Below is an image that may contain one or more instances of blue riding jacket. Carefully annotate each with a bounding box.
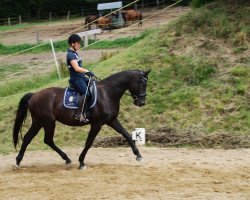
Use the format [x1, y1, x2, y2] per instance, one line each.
[66, 49, 89, 97]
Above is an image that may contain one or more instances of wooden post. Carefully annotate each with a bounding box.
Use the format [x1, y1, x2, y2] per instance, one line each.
[84, 36, 88, 47]
[19, 15, 22, 25]
[178, 6, 182, 13]
[67, 11, 70, 20]
[50, 38, 61, 80]
[134, 3, 137, 10]
[36, 29, 40, 43]
[156, 0, 159, 6]
[81, 8, 84, 17]
[49, 12, 52, 21]
[8, 18, 11, 26]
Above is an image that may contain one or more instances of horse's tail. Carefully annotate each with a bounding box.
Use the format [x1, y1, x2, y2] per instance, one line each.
[13, 93, 33, 150]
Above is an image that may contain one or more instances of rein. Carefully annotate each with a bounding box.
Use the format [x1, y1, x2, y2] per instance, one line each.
[94, 75, 135, 99]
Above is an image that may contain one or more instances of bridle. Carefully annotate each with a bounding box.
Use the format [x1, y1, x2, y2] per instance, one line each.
[128, 70, 147, 101]
[94, 70, 147, 101]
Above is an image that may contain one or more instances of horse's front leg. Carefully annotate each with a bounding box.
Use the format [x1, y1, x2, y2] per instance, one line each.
[107, 119, 143, 161]
[78, 123, 102, 170]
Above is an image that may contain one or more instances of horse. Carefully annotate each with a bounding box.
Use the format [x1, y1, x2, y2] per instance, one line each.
[13, 70, 151, 170]
[85, 14, 99, 30]
[97, 16, 112, 30]
[122, 10, 143, 27]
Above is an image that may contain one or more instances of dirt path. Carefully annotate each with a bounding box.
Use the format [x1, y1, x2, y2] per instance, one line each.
[0, 147, 249, 200]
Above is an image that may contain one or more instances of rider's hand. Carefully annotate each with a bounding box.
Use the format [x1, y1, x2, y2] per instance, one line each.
[86, 71, 95, 77]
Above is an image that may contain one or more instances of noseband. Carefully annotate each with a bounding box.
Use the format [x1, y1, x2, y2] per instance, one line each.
[129, 71, 148, 100]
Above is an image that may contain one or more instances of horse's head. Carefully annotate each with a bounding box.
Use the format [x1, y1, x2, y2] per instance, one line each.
[129, 70, 151, 107]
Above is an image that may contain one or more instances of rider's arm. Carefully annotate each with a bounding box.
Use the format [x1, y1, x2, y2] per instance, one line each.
[70, 59, 89, 74]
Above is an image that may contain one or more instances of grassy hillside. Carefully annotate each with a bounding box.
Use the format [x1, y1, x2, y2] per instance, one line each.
[0, 0, 249, 153]
[96, 1, 249, 134]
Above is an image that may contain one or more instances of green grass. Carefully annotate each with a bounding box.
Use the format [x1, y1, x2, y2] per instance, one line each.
[170, 2, 250, 44]
[0, 64, 28, 78]
[0, 72, 59, 97]
[0, 0, 249, 154]
[0, 31, 150, 54]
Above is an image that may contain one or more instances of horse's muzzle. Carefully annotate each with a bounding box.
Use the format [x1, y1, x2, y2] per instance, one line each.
[138, 102, 145, 107]
[134, 99, 145, 107]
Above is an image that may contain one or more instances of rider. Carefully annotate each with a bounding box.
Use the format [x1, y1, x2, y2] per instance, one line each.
[67, 33, 94, 122]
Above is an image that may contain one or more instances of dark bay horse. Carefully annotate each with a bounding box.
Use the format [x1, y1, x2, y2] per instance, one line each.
[85, 14, 99, 30]
[122, 10, 143, 27]
[13, 70, 151, 170]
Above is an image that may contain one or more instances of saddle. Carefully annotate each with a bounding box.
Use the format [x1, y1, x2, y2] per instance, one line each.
[63, 80, 97, 111]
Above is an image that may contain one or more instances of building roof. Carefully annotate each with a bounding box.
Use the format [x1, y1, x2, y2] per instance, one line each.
[97, 1, 123, 10]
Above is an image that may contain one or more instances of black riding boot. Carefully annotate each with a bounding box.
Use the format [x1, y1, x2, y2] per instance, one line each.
[75, 95, 89, 122]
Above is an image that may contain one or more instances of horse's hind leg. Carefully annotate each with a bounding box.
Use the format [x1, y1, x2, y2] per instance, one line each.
[43, 121, 71, 165]
[16, 121, 42, 166]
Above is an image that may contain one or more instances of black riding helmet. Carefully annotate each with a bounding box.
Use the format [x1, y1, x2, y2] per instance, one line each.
[68, 34, 81, 45]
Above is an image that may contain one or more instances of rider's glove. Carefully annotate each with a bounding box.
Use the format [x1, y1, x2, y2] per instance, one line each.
[86, 71, 95, 77]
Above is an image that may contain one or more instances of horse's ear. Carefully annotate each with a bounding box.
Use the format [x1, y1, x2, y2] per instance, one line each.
[144, 69, 151, 77]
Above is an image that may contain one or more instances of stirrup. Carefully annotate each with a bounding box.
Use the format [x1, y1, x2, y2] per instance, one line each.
[74, 113, 81, 121]
[75, 113, 89, 122]
[80, 114, 89, 123]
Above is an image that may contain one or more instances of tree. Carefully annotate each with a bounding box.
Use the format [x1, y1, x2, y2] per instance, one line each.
[191, 0, 216, 8]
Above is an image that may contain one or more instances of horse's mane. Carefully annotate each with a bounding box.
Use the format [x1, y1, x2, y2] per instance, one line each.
[102, 70, 138, 82]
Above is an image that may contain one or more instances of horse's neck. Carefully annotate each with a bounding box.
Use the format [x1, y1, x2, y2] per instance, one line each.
[103, 72, 134, 99]
[114, 76, 131, 91]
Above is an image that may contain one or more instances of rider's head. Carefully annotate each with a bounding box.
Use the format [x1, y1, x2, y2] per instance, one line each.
[68, 34, 81, 50]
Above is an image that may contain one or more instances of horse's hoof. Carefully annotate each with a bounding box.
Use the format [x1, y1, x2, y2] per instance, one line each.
[12, 164, 20, 170]
[78, 165, 87, 171]
[65, 162, 72, 168]
[65, 159, 72, 165]
[136, 157, 144, 162]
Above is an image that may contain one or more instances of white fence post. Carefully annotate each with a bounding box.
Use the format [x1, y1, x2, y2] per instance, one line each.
[134, 3, 137, 10]
[178, 6, 182, 13]
[8, 18, 11, 26]
[84, 36, 88, 47]
[50, 38, 61, 80]
[36, 29, 40, 43]
[49, 12, 52, 21]
[67, 11, 70, 20]
[19, 15, 22, 25]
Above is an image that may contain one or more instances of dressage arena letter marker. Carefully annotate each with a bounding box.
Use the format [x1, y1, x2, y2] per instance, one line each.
[132, 128, 145, 145]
